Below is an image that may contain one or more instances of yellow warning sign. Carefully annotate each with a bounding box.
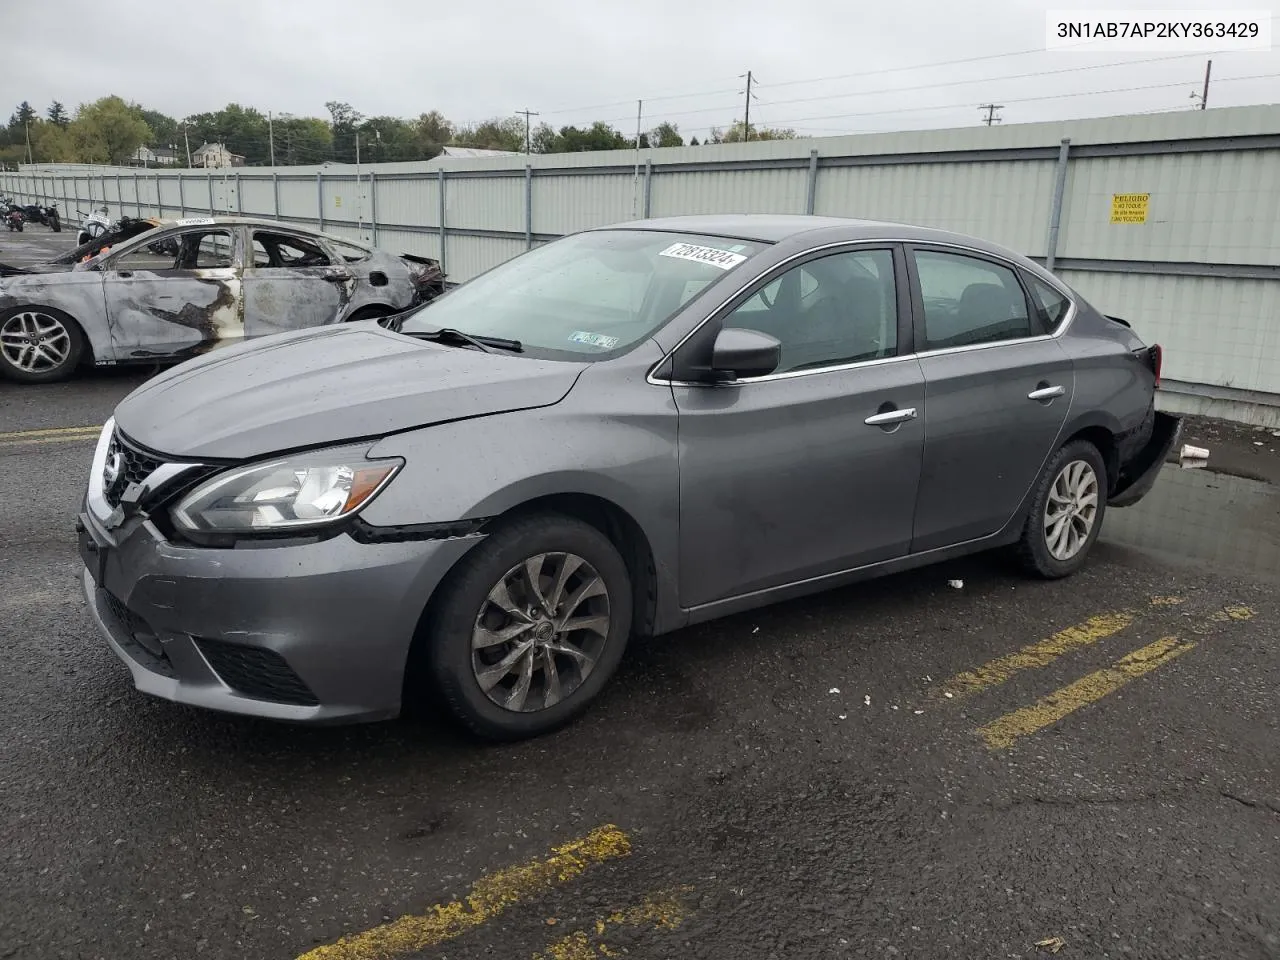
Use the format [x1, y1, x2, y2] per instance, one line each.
[1110, 193, 1149, 224]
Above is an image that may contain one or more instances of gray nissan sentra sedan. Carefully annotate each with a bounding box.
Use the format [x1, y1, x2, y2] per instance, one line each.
[77, 214, 1180, 740]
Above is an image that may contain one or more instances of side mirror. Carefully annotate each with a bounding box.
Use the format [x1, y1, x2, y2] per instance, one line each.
[710, 327, 781, 380]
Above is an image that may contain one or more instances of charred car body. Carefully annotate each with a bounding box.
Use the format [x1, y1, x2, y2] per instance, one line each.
[0, 216, 445, 383]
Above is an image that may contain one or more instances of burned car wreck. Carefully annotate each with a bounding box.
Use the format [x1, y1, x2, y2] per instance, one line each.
[0, 216, 446, 382]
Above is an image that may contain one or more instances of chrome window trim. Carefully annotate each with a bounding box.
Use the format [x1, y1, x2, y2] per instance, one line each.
[646, 237, 1078, 387]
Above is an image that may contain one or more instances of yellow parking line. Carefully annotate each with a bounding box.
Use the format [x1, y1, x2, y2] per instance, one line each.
[0, 424, 102, 440]
[296, 824, 632, 960]
[937, 611, 1136, 701]
[977, 636, 1196, 749]
[532, 887, 691, 960]
[977, 604, 1255, 750]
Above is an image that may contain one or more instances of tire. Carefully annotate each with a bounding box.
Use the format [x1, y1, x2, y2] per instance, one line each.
[0, 306, 86, 384]
[1016, 439, 1108, 579]
[421, 512, 633, 741]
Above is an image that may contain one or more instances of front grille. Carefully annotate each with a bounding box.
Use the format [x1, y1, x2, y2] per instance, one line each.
[195, 639, 319, 707]
[103, 430, 165, 509]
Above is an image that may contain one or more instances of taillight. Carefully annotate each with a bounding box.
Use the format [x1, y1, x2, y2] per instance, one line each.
[1150, 344, 1163, 388]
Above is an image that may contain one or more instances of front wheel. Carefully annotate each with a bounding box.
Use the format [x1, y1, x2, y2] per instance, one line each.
[1015, 439, 1108, 579]
[0, 307, 86, 383]
[420, 513, 633, 741]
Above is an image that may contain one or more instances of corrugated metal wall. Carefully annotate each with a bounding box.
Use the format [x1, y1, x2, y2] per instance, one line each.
[4, 104, 1279, 423]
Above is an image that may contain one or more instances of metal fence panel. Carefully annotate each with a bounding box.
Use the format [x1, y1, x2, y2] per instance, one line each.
[650, 167, 807, 217]
[816, 159, 1056, 256]
[532, 173, 636, 234]
[1058, 150, 1280, 265]
[1059, 268, 1280, 395]
[446, 175, 524, 233]
[445, 233, 527, 281]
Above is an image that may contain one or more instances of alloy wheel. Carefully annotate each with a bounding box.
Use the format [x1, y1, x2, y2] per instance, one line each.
[470, 552, 611, 713]
[1043, 459, 1099, 561]
[0, 311, 72, 374]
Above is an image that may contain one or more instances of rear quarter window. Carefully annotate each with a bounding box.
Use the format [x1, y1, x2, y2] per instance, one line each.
[1026, 274, 1072, 332]
[328, 240, 372, 263]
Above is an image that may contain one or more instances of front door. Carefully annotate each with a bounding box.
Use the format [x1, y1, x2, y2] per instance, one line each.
[672, 246, 925, 608]
[242, 230, 350, 337]
[101, 225, 243, 361]
[907, 246, 1074, 552]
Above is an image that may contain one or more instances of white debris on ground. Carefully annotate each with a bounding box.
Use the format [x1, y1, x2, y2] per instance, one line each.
[864, 695, 871, 707]
[1180, 443, 1209, 459]
[948, 579, 964, 589]
[828, 687, 840, 695]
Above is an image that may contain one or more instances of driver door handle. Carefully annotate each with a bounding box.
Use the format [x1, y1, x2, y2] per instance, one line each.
[864, 407, 918, 426]
[1028, 385, 1065, 401]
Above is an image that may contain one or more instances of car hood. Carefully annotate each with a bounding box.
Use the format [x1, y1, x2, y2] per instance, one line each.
[113, 323, 586, 460]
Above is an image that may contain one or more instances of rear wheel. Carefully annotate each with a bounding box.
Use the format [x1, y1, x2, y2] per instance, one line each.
[0, 307, 85, 383]
[420, 513, 633, 741]
[1015, 439, 1107, 579]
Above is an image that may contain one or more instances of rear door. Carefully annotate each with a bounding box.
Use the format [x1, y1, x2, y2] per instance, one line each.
[101, 225, 244, 360]
[242, 230, 350, 337]
[907, 245, 1074, 552]
[672, 245, 925, 608]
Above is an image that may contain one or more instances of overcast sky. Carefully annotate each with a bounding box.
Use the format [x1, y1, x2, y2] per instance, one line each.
[8, 0, 1280, 145]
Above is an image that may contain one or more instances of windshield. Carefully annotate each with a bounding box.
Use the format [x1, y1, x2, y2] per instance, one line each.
[398, 229, 766, 359]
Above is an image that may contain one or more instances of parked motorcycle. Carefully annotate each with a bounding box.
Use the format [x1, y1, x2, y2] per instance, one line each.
[76, 206, 112, 246]
[18, 202, 61, 231]
[5, 209, 23, 232]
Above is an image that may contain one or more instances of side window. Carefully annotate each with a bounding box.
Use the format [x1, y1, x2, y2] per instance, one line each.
[1026, 274, 1071, 332]
[724, 249, 897, 374]
[175, 229, 234, 270]
[111, 241, 179, 272]
[328, 240, 372, 263]
[251, 232, 332, 268]
[914, 250, 1031, 350]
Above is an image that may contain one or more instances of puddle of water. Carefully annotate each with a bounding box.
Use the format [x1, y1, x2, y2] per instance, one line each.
[1101, 464, 1280, 584]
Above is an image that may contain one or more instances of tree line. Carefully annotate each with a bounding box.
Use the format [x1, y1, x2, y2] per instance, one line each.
[0, 97, 798, 168]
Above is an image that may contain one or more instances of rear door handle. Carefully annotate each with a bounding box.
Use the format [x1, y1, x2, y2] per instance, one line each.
[864, 407, 918, 426]
[323, 273, 352, 283]
[1028, 385, 1065, 401]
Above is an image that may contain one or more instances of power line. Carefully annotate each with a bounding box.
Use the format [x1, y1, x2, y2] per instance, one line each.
[745, 70, 1280, 130]
[585, 52, 1239, 127]
[979, 103, 1004, 126]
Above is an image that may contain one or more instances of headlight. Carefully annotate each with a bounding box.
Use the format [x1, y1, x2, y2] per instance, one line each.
[171, 446, 402, 535]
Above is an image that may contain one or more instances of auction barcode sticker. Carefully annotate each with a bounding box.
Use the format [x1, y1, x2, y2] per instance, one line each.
[659, 242, 748, 271]
[1047, 9, 1272, 50]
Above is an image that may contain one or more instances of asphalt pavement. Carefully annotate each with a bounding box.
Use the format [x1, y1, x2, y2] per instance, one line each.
[1, 225, 1277, 960]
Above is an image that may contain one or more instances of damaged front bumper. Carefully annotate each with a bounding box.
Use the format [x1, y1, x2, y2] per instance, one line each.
[1108, 411, 1183, 508]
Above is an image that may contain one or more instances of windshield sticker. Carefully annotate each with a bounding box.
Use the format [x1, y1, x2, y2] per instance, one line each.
[569, 331, 620, 350]
[658, 242, 747, 271]
[175, 217, 216, 227]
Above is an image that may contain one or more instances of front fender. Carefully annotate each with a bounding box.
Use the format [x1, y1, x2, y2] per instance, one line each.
[361, 345, 684, 630]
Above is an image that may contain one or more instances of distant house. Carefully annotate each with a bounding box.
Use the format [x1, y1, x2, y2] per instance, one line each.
[438, 146, 521, 158]
[128, 145, 179, 167]
[191, 142, 246, 168]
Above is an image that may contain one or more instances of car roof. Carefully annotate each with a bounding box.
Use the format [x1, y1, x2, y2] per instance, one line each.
[146, 216, 373, 250]
[593, 213, 1039, 270]
[601, 212, 1001, 246]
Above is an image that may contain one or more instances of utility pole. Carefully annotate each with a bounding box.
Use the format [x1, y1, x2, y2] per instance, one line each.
[183, 123, 192, 167]
[632, 100, 643, 218]
[979, 103, 1004, 126]
[516, 108, 539, 154]
[743, 70, 754, 141]
[24, 121, 32, 164]
[268, 111, 276, 166]
[1192, 59, 1212, 109]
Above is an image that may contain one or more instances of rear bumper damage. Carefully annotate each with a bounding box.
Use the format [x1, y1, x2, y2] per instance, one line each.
[1108, 411, 1182, 508]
